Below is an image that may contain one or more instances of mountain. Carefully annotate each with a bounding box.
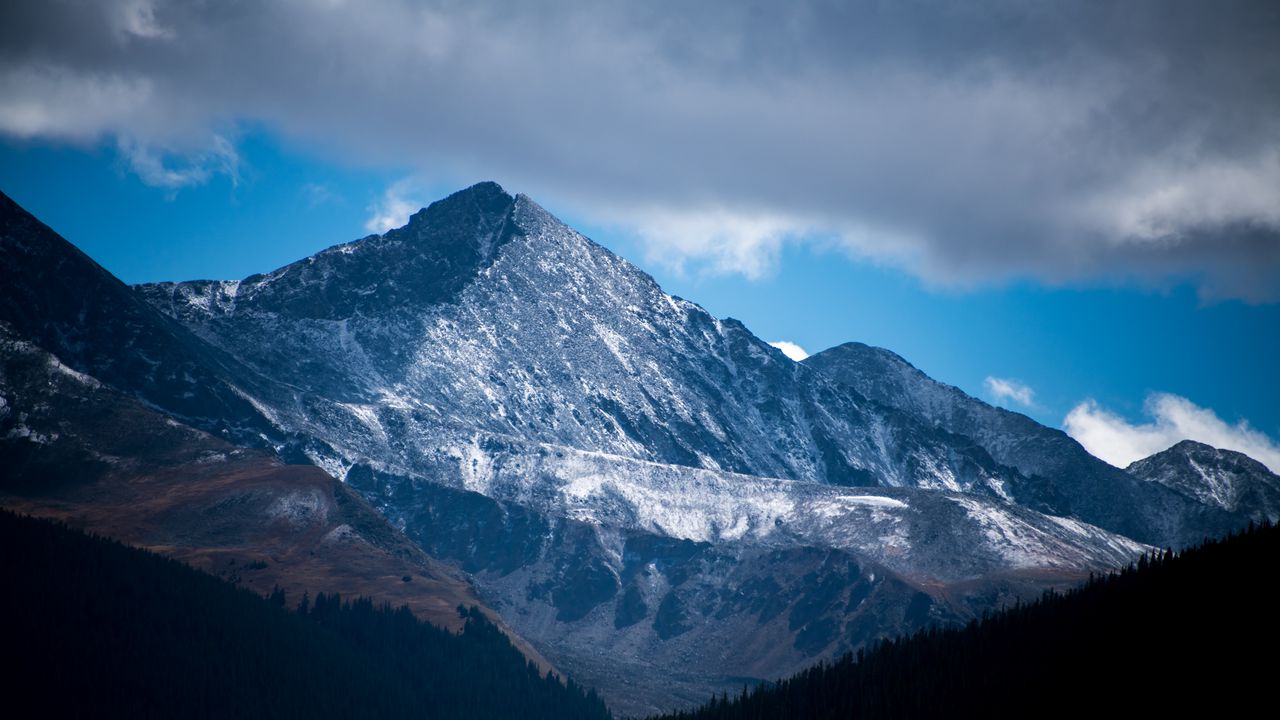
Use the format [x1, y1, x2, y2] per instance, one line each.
[803, 342, 1244, 546]
[0, 509, 611, 720]
[1128, 440, 1280, 525]
[130, 183, 1155, 713]
[0, 190, 545, 660]
[3, 182, 1271, 715]
[136, 183, 1023, 496]
[0, 316, 531, 639]
[0, 190, 293, 449]
[655, 520, 1280, 720]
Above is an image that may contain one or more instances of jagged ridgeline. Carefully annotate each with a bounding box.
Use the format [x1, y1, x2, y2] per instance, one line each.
[654, 520, 1280, 719]
[0, 510, 611, 720]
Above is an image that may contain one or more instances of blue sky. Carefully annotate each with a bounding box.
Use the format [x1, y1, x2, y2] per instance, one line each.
[1, 0, 1277, 469]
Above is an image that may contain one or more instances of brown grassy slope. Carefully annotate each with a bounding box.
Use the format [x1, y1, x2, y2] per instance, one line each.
[0, 330, 552, 668]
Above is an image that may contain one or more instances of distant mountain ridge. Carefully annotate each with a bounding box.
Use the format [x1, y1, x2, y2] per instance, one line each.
[2, 183, 1274, 715]
[802, 342, 1244, 547]
[1128, 440, 1280, 523]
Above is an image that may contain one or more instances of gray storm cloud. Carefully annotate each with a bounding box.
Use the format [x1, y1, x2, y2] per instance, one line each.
[2, 0, 1278, 299]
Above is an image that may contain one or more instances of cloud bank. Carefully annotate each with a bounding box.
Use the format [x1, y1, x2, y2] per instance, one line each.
[2, 0, 1279, 299]
[1064, 393, 1280, 474]
[984, 377, 1035, 408]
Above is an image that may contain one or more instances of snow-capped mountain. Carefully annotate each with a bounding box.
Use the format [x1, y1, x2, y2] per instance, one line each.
[138, 183, 1023, 498]
[2, 182, 1272, 714]
[1128, 440, 1280, 523]
[129, 182, 1163, 711]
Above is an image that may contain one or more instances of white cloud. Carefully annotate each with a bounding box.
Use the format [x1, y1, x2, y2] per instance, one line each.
[768, 341, 809, 362]
[113, 0, 174, 40]
[984, 377, 1035, 407]
[616, 207, 803, 279]
[364, 179, 425, 234]
[300, 182, 339, 208]
[1063, 393, 1280, 474]
[117, 134, 239, 191]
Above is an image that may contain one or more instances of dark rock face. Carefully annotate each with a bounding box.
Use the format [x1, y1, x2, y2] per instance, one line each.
[0, 191, 281, 444]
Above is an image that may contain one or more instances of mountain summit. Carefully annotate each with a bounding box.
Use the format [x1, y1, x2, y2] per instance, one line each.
[1128, 440, 1280, 521]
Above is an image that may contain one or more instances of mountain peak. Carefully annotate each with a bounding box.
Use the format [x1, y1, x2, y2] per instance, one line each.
[399, 181, 512, 235]
[1134, 439, 1262, 467]
[1128, 439, 1280, 517]
[806, 341, 920, 374]
[1163, 439, 1219, 456]
[137, 182, 524, 323]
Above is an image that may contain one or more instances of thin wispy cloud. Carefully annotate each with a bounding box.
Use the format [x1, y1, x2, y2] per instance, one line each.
[984, 377, 1035, 408]
[1064, 393, 1280, 474]
[2, 0, 1278, 299]
[112, 0, 174, 41]
[116, 135, 239, 191]
[300, 182, 340, 209]
[365, 179, 426, 234]
[769, 341, 809, 362]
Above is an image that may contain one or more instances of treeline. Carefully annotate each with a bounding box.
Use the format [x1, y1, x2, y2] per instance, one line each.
[656, 522, 1280, 719]
[0, 509, 611, 719]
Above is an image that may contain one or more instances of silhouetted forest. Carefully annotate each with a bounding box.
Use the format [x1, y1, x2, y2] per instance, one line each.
[656, 522, 1280, 719]
[0, 509, 611, 719]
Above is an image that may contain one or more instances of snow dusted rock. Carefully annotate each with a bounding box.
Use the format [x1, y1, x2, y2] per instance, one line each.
[345, 458, 1147, 716]
[138, 183, 1022, 496]
[364, 433, 1147, 582]
[804, 342, 1240, 547]
[1128, 440, 1280, 523]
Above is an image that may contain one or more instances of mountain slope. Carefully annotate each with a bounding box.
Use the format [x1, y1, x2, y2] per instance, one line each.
[1128, 440, 1280, 523]
[0, 509, 611, 720]
[356, 460, 1144, 715]
[803, 342, 1241, 546]
[655, 520, 1280, 719]
[0, 322, 499, 633]
[0, 189, 294, 449]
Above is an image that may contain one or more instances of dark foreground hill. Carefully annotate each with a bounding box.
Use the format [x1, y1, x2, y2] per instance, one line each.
[655, 520, 1280, 719]
[0, 509, 611, 720]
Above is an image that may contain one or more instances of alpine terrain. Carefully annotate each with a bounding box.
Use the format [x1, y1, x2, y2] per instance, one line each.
[2, 183, 1275, 715]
